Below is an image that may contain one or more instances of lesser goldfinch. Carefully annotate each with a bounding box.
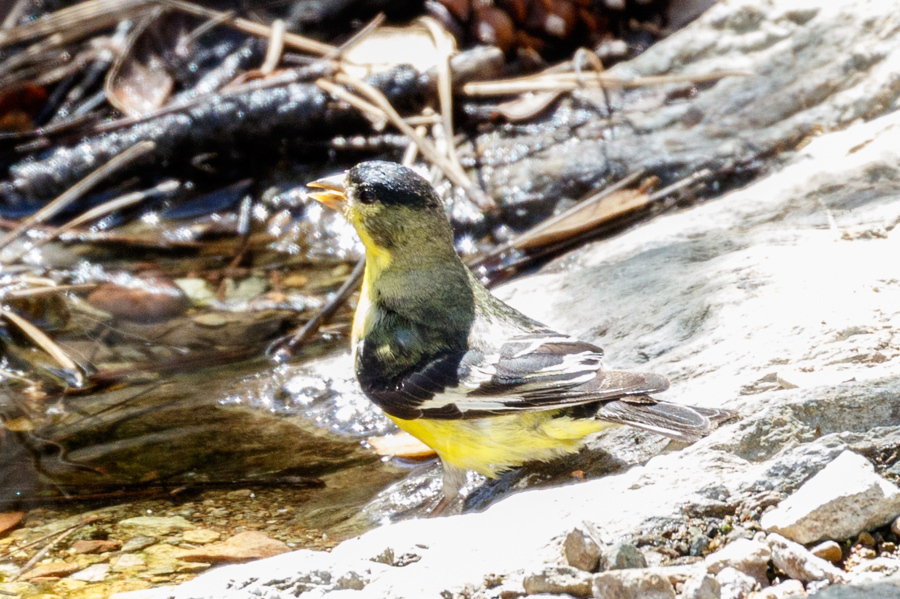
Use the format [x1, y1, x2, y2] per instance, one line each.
[309, 161, 732, 514]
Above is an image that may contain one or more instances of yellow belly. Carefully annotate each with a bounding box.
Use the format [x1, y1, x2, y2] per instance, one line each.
[388, 412, 616, 477]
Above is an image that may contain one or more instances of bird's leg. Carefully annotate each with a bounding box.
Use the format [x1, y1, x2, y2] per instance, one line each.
[427, 463, 467, 518]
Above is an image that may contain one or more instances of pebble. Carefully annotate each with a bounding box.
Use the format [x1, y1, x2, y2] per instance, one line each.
[87, 278, 190, 323]
[705, 538, 771, 584]
[522, 565, 593, 597]
[605, 542, 648, 570]
[682, 572, 722, 599]
[182, 529, 221, 544]
[810, 541, 843, 563]
[857, 532, 875, 547]
[19, 561, 78, 581]
[564, 527, 603, 572]
[892, 516, 900, 537]
[592, 569, 675, 599]
[118, 516, 194, 537]
[69, 563, 111, 582]
[716, 567, 757, 599]
[760, 451, 900, 544]
[767, 534, 843, 583]
[71, 539, 122, 554]
[749, 579, 805, 598]
[179, 531, 290, 563]
[121, 536, 158, 553]
[111, 553, 146, 572]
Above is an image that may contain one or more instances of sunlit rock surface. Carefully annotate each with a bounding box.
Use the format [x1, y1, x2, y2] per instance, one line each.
[119, 0, 900, 595]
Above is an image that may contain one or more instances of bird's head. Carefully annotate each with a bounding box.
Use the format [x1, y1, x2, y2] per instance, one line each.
[308, 161, 456, 265]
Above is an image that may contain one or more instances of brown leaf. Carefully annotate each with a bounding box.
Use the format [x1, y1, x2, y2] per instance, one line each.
[512, 188, 650, 251]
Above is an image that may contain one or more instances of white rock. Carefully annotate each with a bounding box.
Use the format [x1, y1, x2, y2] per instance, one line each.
[760, 451, 900, 544]
[706, 538, 772, 584]
[523, 565, 593, 597]
[767, 534, 843, 583]
[717, 567, 758, 599]
[592, 569, 675, 599]
[750, 579, 806, 598]
[683, 572, 722, 599]
[70, 563, 111, 582]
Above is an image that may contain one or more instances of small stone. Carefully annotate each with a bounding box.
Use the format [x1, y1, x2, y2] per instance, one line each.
[760, 451, 900, 544]
[881, 541, 896, 553]
[892, 516, 900, 537]
[118, 516, 194, 537]
[523, 565, 592, 597]
[69, 563, 111, 582]
[705, 538, 771, 584]
[0, 512, 24, 535]
[605, 542, 648, 570]
[19, 561, 79, 581]
[564, 527, 603, 572]
[71, 539, 122, 554]
[182, 529, 221, 544]
[111, 553, 146, 572]
[767, 533, 843, 583]
[87, 277, 190, 324]
[857, 531, 876, 547]
[715, 567, 756, 599]
[120, 536, 157, 552]
[592, 569, 675, 599]
[810, 540, 843, 563]
[682, 572, 721, 599]
[179, 531, 289, 563]
[750, 579, 805, 598]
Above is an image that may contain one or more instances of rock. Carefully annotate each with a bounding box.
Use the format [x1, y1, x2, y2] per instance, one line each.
[856, 532, 875, 548]
[118, 516, 194, 537]
[806, 575, 900, 598]
[523, 565, 593, 597]
[591, 569, 676, 599]
[120, 536, 157, 552]
[605, 542, 648, 570]
[179, 531, 290, 563]
[564, 527, 603, 572]
[810, 541, 843, 564]
[716, 567, 758, 599]
[760, 451, 900, 544]
[0, 511, 24, 535]
[111, 553, 147, 572]
[892, 517, 900, 537]
[19, 561, 79, 581]
[182, 529, 221, 544]
[71, 539, 122, 554]
[683, 572, 722, 599]
[751, 579, 805, 598]
[768, 534, 843, 584]
[70, 563, 111, 582]
[87, 277, 190, 324]
[706, 538, 772, 584]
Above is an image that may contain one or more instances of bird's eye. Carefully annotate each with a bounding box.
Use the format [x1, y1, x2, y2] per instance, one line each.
[357, 189, 376, 205]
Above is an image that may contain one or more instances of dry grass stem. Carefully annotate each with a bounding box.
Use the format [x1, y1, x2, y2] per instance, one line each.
[0, 309, 84, 387]
[0, 0, 150, 49]
[259, 18, 286, 75]
[165, 0, 335, 56]
[335, 71, 495, 211]
[463, 70, 753, 96]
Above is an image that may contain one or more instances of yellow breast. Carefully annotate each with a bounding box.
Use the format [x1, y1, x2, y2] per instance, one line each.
[388, 413, 615, 477]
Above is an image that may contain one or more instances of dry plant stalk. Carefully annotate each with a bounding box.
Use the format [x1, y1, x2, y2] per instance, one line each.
[463, 70, 753, 96]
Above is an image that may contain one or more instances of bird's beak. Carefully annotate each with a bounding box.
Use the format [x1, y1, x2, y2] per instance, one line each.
[307, 173, 347, 211]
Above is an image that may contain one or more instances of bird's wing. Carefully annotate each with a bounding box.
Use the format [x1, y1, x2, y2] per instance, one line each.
[360, 331, 669, 420]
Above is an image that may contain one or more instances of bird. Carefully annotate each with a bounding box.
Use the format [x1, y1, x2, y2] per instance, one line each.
[307, 160, 733, 515]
